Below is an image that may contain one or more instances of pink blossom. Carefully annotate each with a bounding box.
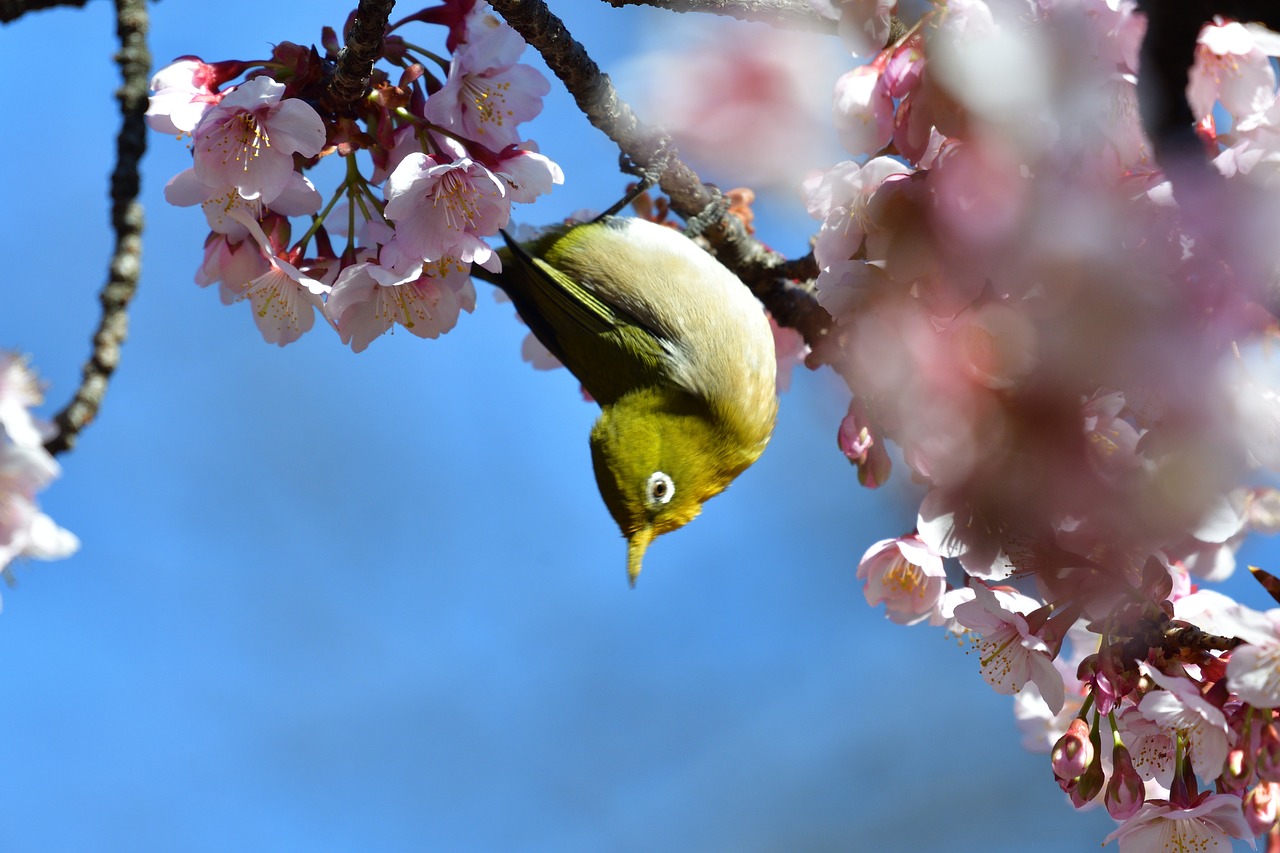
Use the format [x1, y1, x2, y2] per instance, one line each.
[0, 360, 79, 575]
[227, 214, 331, 346]
[1082, 391, 1143, 485]
[145, 57, 233, 136]
[625, 23, 841, 189]
[803, 155, 912, 224]
[837, 397, 891, 488]
[1188, 22, 1277, 130]
[855, 535, 946, 625]
[165, 168, 320, 238]
[1103, 794, 1254, 852]
[326, 259, 476, 352]
[460, 1, 526, 65]
[1117, 707, 1177, 787]
[195, 232, 271, 304]
[917, 489, 1018, 580]
[832, 63, 894, 158]
[0, 353, 48, 449]
[1245, 782, 1280, 836]
[1227, 641, 1280, 709]
[422, 41, 549, 150]
[953, 583, 1065, 714]
[494, 143, 564, 204]
[383, 153, 509, 270]
[1138, 666, 1230, 781]
[1013, 620, 1094, 750]
[242, 259, 329, 346]
[0, 447, 80, 570]
[191, 76, 325, 206]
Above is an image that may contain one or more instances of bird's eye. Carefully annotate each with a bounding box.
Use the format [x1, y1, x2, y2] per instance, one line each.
[645, 471, 675, 508]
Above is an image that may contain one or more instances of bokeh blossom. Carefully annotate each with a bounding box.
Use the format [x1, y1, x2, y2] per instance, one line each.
[820, 2, 1280, 843]
[0, 355, 78, 582]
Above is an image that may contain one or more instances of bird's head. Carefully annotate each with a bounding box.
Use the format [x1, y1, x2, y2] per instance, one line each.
[589, 386, 765, 585]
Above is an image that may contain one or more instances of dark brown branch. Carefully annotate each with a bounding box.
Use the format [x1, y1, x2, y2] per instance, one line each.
[44, 0, 149, 456]
[601, 0, 837, 33]
[489, 0, 836, 355]
[323, 0, 396, 113]
[0, 0, 88, 24]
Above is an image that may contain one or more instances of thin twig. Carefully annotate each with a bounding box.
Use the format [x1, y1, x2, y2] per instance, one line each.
[44, 0, 150, 456]
[0, 0, 89, 24]
[489, 0, 836, 355]
[323, 0, 396, 114]
[601, 0, 836, 33]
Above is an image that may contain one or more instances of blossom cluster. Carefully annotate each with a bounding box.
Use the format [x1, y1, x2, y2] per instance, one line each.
[148, 0, 561, 350]
[824, 0, 1280, 847]
[0, 355, 78, 586]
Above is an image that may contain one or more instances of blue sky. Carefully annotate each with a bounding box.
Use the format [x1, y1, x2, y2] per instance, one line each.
[1, 2, 1272, 851]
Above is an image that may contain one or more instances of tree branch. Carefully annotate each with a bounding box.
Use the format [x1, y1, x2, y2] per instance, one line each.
[44, 0, 150, 456]
[323, 0, 396, 114]
[601, 0, 836, 34]
[489, 0, 836, 356]
[0, 0, 89, 24]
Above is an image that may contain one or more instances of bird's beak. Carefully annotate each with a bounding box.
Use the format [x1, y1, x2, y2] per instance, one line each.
[627, 525, 654, 588]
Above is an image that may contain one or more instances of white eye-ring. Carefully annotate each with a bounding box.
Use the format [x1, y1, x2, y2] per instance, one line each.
[645, 471, 675, 508]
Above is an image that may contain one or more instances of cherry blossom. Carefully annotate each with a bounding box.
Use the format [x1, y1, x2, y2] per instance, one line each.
[0, 353, 47, 450]
[422, 42, 550, 151]
[1228, 638, 1280, 709]
[327, 259, 476, 352]
[0, 356, 78, 578]
[855, 535, 946, 625]
[144, 57, 243, 137]
[383, 153, 509, 271]
[1103, 794, 1254, 852]
[494, 143, 564, 204]
[832, 62, 894, 158]
[1138, 666, 1231, 782]
[953, 583, 1065, 714]
[191, 76, 325, 206]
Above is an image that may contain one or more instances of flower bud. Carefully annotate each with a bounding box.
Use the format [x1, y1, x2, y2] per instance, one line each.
[1106, 744, 1145, 820]
[1221, 747, 1253, 792]
[1245, 782, 1280, 836]
[1258, 721, 1280, 783]
[1052, 718, 1094, 781]
[1070, 754, 1106, 809]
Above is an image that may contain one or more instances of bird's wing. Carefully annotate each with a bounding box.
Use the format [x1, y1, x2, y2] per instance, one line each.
[499, 229, 671, 402]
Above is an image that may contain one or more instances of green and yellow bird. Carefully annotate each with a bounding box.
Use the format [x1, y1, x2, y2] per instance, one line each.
[490, 215, 778, 584]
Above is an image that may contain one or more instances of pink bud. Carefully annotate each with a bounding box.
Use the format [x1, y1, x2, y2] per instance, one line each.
[1052, 718, 1094, 781]
[1258, 722, 1280, 783]
[1222, 747, 1253, 792]
[1106, 744, 1145, 820]
[1070, 756, 1105, 809]
[837, 398, 892, 488]
[1245, 782, 1280, 836]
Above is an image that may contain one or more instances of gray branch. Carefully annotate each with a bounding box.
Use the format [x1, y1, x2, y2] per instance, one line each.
[44, 0, 150, 455]
[324, 0, 396, 113]
[489, 0, 836, 358]
[601, 0, 836, 33]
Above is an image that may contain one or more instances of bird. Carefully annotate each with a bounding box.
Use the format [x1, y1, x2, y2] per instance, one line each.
[481, 214, 778, 585]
